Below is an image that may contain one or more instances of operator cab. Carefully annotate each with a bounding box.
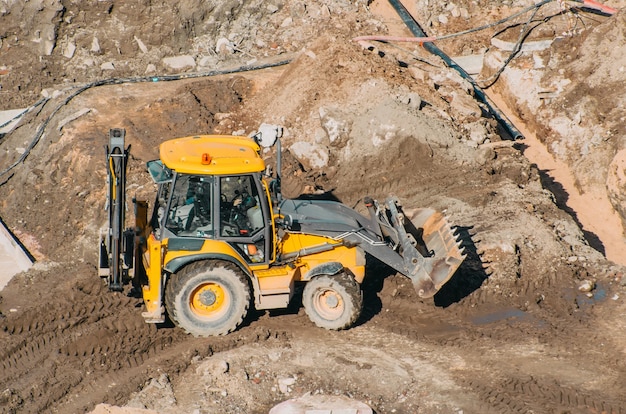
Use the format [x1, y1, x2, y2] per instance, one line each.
[147, 159, 270, 264]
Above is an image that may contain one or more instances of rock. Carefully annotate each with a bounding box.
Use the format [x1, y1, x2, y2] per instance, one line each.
[446, 2, 460, 17]
[134, 36, 148, 53]
[270, 394, 373, 414]
[43, 39, 55, 56]
[289, 141, 329, 169]
[319, 106, 351, 146]
[463, 121, 489, 147]
[162, 55, 196, 70]
[578, 280, 595, 293]
[216, 37, 235, 54]
[399, 92, 422, 110]
[63, 39, 76, 59]
[408, 66, 426, 82]
[100, 62, 115, 70]
[277, 376, 296, 394]
[125, 374, 176, 411]
[91, 37, 101, 54]
[449, 90, 481, 119]
[255, 123, 282, 148]
[33, 23, 57, 56]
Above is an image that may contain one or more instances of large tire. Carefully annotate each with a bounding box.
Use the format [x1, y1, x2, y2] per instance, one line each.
[302, 272, 363, 331]
[164, 260, 251, 337]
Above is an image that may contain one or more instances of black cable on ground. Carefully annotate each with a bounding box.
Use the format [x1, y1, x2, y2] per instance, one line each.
[477, 5, 544, 89]
[432, 0, 555, 42]
[0, 97, 48, 132]
[0, 57, 293, 181]
[387, 0, 530, 140]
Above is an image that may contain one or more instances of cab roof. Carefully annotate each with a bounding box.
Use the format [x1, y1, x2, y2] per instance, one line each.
[159, 135, 265, 175]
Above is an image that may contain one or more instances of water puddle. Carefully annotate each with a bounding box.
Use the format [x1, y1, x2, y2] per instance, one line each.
[472, 308, 528, 325]
[471, 307, 547, 329]
[572, 284, 608, 311]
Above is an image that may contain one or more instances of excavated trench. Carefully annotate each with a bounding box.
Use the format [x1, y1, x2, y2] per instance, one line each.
[488, 91, 626, 265]
[378, 0, 626, 266]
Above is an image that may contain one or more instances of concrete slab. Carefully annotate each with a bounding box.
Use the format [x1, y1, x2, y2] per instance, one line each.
[270, 395, 373, 414]
[0, 108, 28, 136]
[0, 219, 33, 291]
[491, 37, 553, 52]
[451, 54, 484, 76]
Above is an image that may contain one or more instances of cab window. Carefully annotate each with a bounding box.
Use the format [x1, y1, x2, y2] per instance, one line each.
[219, 175, 264, 237]
[219, 175, 266, 264]
[165, 174, 214, 238]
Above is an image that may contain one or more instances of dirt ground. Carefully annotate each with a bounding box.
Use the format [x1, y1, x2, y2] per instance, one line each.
[2, 0, 626, 413]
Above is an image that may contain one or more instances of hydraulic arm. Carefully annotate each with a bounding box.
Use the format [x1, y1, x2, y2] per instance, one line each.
[98, 128, 133, 291]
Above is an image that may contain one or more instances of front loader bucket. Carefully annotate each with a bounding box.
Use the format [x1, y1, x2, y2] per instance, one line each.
[403, 208, 466, 298]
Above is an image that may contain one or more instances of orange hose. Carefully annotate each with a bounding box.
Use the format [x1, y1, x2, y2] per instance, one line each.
[578, 0, 617, 14]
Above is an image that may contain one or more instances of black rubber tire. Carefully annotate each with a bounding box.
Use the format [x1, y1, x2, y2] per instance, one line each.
[164, 260, 250, 337]
[302, 272, 363, 330]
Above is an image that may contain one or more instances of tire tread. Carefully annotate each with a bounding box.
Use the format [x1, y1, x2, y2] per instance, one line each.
[303, 272, 362, 331]
[165, 260, 250, 336]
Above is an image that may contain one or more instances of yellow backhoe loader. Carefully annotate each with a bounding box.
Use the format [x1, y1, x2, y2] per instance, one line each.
[99, 128, 465, 336]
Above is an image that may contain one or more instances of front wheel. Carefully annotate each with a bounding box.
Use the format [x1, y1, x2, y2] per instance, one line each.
[165, 260, 251, 337]
[302, 272, 363, 330]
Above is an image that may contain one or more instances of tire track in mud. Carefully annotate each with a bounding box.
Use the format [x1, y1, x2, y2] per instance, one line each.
[0, 294, 135, 379]
[367, 274, 626, 413]
[253, 284, 626, 413]
[462, 375, 625, 414]
[0, 278, 292, 414]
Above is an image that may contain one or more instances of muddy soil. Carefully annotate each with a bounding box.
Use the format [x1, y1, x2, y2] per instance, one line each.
[1, 1, 626, 413]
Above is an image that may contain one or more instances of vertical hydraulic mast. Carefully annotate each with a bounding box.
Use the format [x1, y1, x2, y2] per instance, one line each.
[99, 128, 130, 291]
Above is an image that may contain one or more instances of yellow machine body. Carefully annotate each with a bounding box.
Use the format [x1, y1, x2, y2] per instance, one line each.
[101, 131, 464, 336]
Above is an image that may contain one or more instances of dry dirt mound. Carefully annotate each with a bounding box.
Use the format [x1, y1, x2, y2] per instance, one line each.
[1, 0, 626, 413]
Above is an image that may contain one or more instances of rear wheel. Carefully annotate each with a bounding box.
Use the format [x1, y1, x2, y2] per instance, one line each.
[302, 272, 362, 330]
[165, 260, 250, 337]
